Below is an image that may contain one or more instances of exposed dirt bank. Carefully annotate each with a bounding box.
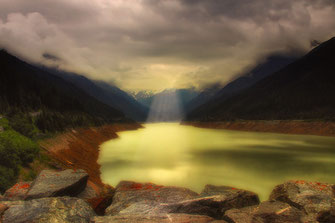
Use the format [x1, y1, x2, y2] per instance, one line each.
[182, 121, 335, 137]
[39, 123, 143, 188]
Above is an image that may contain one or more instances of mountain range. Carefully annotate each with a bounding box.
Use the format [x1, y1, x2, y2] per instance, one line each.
[38, 67, 148, 121]
[0, 50, 131, 132]
[186, 37, 335, 121]
[1, 36, 334, 126]
[186, 55, 298, 114]
[133, 88, 199, 110]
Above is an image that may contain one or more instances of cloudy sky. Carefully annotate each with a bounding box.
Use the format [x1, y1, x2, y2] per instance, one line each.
[1, 0, 335, 92]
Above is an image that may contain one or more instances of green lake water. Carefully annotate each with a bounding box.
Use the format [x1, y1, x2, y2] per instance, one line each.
[99, 123, 335, 200]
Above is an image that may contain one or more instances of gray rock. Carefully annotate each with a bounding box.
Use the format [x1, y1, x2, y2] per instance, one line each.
[2, 197, 95, 223]
[200, 185, 260, 211]
[224, 201, 303, 223]
[111, 193, 259, 220]
[224, 206, 256, 223]
[0, 200, 25, 206]
[252, 201, 303, 223]
[26, 169, 88, 200]
[3, 181, 32, 201]
[91, 214, 227, 223]
[160, 192, 259, 220]
[165, 195, 235, 219]
[116, 200, 161, 215]
[270, 180, 335, 221]
[317, 200, 335, 223]
[105, 181, 199, 215]
[106, 182, 259, 219]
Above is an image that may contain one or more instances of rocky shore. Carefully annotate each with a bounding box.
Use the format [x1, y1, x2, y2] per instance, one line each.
[1, 169, 334, 223]
[39, 123, 142, 187]
[182, 121, 335, 137]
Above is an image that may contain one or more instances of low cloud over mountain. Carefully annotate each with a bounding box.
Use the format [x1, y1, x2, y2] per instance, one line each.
[1, 0, 335, 91]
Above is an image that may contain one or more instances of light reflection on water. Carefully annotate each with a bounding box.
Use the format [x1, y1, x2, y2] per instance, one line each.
[98, 123, 335, 200]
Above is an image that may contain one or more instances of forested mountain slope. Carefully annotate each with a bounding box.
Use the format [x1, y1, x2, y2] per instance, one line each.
[186, 37, 335, 121]
[39, 67, 148, 121]
[0, 50, 127, 132]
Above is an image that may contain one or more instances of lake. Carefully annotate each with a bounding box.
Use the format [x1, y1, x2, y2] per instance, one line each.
[98, 123, 335, 200]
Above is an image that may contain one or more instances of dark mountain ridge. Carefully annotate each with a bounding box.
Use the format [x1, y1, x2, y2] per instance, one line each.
[215, 55, 298, 99]
[38, 67, 148, 121]
[0, 50, 128, 132]
[186, 54, 297, 115]
[185, 84, 222, 113]
[186, 37, 335, 121]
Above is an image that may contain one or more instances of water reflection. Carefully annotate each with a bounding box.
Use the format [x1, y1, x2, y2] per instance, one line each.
[99, 123, 335, 200]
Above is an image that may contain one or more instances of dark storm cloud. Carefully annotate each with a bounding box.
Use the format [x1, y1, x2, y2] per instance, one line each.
[42, 53, 61, 61]
[179, 0, 335, 19]
[0, 0, 335, 91]
[0, 0, 97, 23]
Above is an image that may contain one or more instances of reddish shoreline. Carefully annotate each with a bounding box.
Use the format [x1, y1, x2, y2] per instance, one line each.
[38, 120, 335, 191]
[182, 121, 335, 137]
[39, 123, 143, 188]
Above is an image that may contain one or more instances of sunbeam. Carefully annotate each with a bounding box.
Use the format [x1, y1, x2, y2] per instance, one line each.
[146, 89, 184, 122]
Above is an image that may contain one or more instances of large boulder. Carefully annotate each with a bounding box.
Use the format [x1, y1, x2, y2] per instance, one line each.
[254, 201, 303, 223]
[91, 214, 228, 223]
[269, 180, 335, 221]
[106, 182, 259, 220]
[1, 197, 95, 223]
[3, 182, 32, 201]
[223, 206, 256, 223]
[115, 200, 161, 215]
[155, 192, 259, 220]
[147, 184, 259, 220]
[105, 181, 199, 215]
[200, 185, 260, 211]
[161, 195, 243, 219]
[26, 169, 88, 200]
[224, 201, 303, 223]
